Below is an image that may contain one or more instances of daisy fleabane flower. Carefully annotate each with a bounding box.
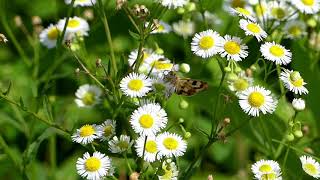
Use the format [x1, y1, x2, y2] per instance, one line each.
[130, 103, 168, 136]
[120, 73, 152, 98]
[156, 132, 187, 158]
[76, 152, 111, 180]
[228, 71, 253, 94]
[231, 7, 256, 21]
[75, 84, 102, 108]
[292, 98, 306, 111]
[108, 135, 133, 153]
[218, 35, 249, 62]
[251, 159, 282, 180]
[135, 136, 159, 162]
[158, 159, 179, 180]
[239, 19, 267, 42]
[72, 124, 102, 144]
[147, 21, 172, 34]
[191, 29, 222, 58]
[238, 86, 278, 117]
[57, 16, 90, 36]
[291, 0, 320, 14]
[280, 69, 308, 95]
[260, 42, 292, 65]
[159, 0, 187, 9]
[284, 20, 307, 39]
[97, 119, 116, 141]
[65, 0, 96, 7]
[300, 155, 320, 178]
[172, 20, 195, 38]
[39, 24, 60, 49]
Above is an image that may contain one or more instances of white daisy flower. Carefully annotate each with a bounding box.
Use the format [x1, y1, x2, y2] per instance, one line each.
[75, 84, 102, 108]
[300, 155, 320, 178]
[143, 55, 174, 76]
[251, 159, 282, 180]
[260, 42, 292, 65]
[172, 20, 195, 38]
[65, 0, 96, 6]
[39, 24, 61, 49]
[158, 159, 179, 180]
[120, 73, 152, 98]
[238, 86, 278, 117]
[156, 132, 187, 158]
[191, 29, 223, 58]
[228, 71, 253, 94]
[72, 124, 102, 144]
[284, 20, 307, 39]
[218, 35, 249, 62]
[148, 21, 172, 34]
[267, 1, 295, 21]
[279, 69, 309, 95]
[135, 136, 159, 162]
[76, 152, 111, 180]
[130, 103, 168, 136]
[231, 7, 256, 21]
[108, 135, 133, 153]
[159, 0, 187, 9]
[251, 1, 268, 22]
[239, 19, 267, 41]
[128, 48, 154, 67]
[97, 119, 116, 141]
[291, 0, 320, 14]
[57, 16, 90, 36]
[292, 98, 306, 111]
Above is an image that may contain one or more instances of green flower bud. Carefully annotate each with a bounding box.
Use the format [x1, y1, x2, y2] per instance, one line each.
[178, 118, 184, 123]
[294, 130, 303, 138]
[179, 63, 190, 73]
[307, 18, 317, 28]
[179, 99, 189, 109]
[138, 66, 148, 74]
[235, 67, 242, 73]
[289, 71, 301, 82]
[185, 2, 196, 12]
[155, 48, 164, 55]
[177, 7, 185, 14]
[184, 132, 191, 139]
[224, 67, 232, 72]
[286, 133, 295, 141]
[227, 73, 238, 81]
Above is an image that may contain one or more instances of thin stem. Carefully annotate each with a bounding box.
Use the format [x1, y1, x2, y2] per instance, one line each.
[276, 65, 285, 94]
[49, 136, 56, 179]
[124, 153, 133, 174]
[140, 136, 147, 172]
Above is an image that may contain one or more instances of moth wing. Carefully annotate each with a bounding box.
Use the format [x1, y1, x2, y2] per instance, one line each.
[176, 79, 208, 96]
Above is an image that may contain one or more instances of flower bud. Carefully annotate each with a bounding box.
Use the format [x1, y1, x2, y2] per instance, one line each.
[245, 68, 253, 77]
[307, 18, 317, 28]
[227, 73, 238, 81]
[304, 147, 314, 154]
[75, 68, 81, 75]
[235, 66, 242, 73]
[179, 99, 189, 109]
[302, 125, 310, 135]
[177, 7, 185, 14]
[179, 63, 190, 73]
[289, 71, 301, 82]
[224, 67, 231, 72]
[294, 130, 303, 138]
[83, 9, 94, 20]
[0, 34, 8, 43]
[184, 132, 191, 139]
[223, 117, 231, 126]
[96, 58, 102, 68]
[116, 0, 127, 10]
[286, 133, 295, 141]
[32, 16, 42, 26]
[178, 118, 184, 123]
[155, 48, 164, 55]
[208, 175, 213, 180]
[129, 172, 140, 180]
[292, 98, 305, 111]
[250, 64, 257, 71]
[138, 65, 148, 74]
[14, 16, 23, 27]
[185, 2, 196, 12]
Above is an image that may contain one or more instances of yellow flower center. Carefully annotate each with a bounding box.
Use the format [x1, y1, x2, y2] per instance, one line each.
[82, 92, 95, 105]
[163, 137, 178, 150]
[288, 26, 302, 36]
[269, 45, 284, 57]
[128, 79, 144, 91]
[248, 92, 265, 107]
[67, 19, 80, 28]
[291, 78, 304, 87]
[47, 27, 59, 40]
[231, 0, 246, 8]
[162, 168, 174, 179]
[143, 52, 150, 61]
[154, 61, 173, 70]
[255, 5, 267, 17]
[236, 7, 251, 15]
[271, 8, 286, 19]
[158, 25, 165, 32]
[224, 41, 241, 55]
[234, 78, 249, 91]
[77, 0, 89, 2]
[79, 125, 95, 137]
[302, 0, 314, 6]
[199, 36, 214, 50]
[85, 157, 101, 172]
[261, 172, 277, 180]
[304, 163, 318, 175]
[145, 140, 157, 153]
[259, 164, 272, 173]
[104, 125, 113, 137]
[139, 114, 154, 128]
[247, 23, 261, 33]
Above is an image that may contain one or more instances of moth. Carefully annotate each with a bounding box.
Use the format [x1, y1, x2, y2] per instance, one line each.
[164, 71, 209, 96]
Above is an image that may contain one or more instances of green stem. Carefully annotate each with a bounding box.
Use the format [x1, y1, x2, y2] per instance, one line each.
[124, 153, 133, 174]
[276, 65, 285, 94]
[49, 136, 56, 180]
[0, 135, 21, 169]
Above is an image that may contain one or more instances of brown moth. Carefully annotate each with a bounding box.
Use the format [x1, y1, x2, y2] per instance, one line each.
[164, 71, 209, 96]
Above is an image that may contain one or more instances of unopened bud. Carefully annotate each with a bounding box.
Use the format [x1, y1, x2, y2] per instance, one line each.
[75, 68, 81, 75]
[138, 65, 148, 74]
[185, 2, 196, 12]
[179, 99, 189, 109]
[14, 16, 23, 27]
[177, 7, 185, 14]
[223, 117, 231, 126]
[116, 0, 127, 10]
[155, 48, 164, 55]
[235, 67, 242, 73]
[294, 130, 303, 138]
[302, 125, 310, 135]
[96, 58, 102, 68]
[245, 68, 253, 77]
[208, 175, 213, 180]
[286, 133, 295, 141]
[32, 16, 42, 26]
[250, 64, 257, 71]
[178, 118, 184, 123]
[292, 98, 305, 111]
[227, 73, 238, 81]
[224, 67, 231, 72]
[179, 63, 190, 73]
[184, 132, 191, 139]
[290, 71, 301, 82]
[304, 147, 314, 154]
[129, 172, 140, 180]
[83, 9, 94, 20]
[307, 18, 317, 28]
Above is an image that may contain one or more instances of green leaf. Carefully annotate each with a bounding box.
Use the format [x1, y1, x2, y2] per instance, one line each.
[128, 30, 140, 40]
[2, 81, 12, 95]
